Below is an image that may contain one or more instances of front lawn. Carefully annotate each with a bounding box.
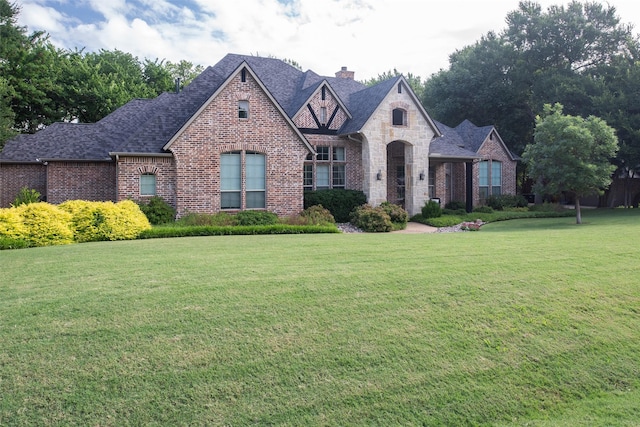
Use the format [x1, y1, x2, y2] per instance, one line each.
[1, 209, 639, 425]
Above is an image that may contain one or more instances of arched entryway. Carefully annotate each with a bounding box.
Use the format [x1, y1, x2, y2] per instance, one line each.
[386, 140, 409, 209]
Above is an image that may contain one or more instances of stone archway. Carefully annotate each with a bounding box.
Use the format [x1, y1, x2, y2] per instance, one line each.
[386, 140, 407, 208]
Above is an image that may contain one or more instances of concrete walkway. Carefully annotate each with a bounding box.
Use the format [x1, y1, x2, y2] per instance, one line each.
[392, 222, 438, 234]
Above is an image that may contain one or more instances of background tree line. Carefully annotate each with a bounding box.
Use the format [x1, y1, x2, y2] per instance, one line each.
[0, 0, 202, 145]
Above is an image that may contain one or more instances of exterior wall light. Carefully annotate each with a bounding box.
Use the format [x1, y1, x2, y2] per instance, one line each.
[376, 170, 382, 181]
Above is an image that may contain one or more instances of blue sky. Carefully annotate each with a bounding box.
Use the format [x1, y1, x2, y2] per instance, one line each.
[15, 0, 640, 81]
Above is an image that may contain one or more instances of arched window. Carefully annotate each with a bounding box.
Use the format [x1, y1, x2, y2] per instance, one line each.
[392, 108, 406, 126]
[221, 151, 266, 210]
[140, 173, 156, 196]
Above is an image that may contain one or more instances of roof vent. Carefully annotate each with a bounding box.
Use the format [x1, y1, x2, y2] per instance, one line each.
[335, 66, 354, 80]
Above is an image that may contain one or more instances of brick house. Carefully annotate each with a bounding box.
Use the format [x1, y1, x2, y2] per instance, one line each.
[0, 54, 518, 216]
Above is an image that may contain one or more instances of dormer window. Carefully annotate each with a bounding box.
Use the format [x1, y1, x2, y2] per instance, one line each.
[392, 108, 406, 126]
[238, 100, 249, 119]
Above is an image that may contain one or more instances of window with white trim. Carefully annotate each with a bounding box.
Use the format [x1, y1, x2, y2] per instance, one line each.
[221, 151, 266, 210]
[303, 146, 346, 190]
[140, 173, 156, 196]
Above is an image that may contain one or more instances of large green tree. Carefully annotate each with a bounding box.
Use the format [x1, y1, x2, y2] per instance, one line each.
[522, 103, 618, 223]
[422, 1, 637, 157]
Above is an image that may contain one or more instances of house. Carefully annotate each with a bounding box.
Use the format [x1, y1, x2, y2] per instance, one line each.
[0, 53, 518, 217]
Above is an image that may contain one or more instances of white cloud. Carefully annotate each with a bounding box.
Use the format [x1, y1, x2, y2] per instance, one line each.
[14, 0, 640, 80]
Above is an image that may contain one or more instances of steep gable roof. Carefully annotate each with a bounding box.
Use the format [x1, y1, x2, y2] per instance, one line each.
[430, 121, 481, 160]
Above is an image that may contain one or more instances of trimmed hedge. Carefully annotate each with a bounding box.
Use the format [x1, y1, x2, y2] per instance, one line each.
[304, 189, 367, 223]
[139, 224, 340, 239]
[350, 204, 393, 232]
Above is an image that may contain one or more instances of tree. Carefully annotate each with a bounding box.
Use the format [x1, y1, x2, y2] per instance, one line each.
[522, 103, 618, 223]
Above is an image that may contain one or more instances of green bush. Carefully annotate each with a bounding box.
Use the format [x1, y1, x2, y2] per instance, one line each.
[137, 196, 176, 225]
[304, 189, 367, 223]
[473, 205, 494, 214]
[443, 208, 467, 216]
[299, 205, 336, 225]
[486, 194, 529, 210]
[422, 200, 442, 219]
[12, 187, 41, 206]
[234, 210, 279, 226]
[0, 236, 31, 250]
[176, 212, 236, 226]
[380, 202, 409, 225]
[444, 200, 466, 211]
[422, 216, 465, 227]
[350, 204, 393, 232]
[139, 224, 339, 239]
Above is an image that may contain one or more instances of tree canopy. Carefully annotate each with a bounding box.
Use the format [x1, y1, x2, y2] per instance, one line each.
[0, 0, 204, 147]
[522, 103, 618, 223]
[422, 1, 639, 175]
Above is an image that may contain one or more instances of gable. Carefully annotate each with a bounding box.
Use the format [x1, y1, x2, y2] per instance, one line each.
[163, 62, 313, 155]
[293, 83, 350, 134]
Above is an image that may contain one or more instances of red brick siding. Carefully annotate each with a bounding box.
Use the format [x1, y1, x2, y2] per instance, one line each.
[0, 163, 47, 207]
[294, 89, 348, 130]
[116, 156, 177, 208]
[46, 162, 116, 204]
[169, 71, 310, 217]
[473, 134, 517, 205]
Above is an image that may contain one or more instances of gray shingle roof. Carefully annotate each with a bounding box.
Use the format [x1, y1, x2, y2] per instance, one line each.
[429, 120, 486, 160]
[0, 53, 420, 162]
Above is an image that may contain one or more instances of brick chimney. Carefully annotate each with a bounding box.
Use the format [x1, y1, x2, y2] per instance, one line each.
[335, 66, 355, 80]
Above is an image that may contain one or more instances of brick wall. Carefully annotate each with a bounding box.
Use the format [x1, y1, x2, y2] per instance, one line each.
[294, 88, 348, 131]
[116, 156, 177, 208]
[46, 162, 116, 204]
[303, 134, 363, 192]
[0, 163, 46, 207]
[168, 70, 310, 217]
[474, 133, 517, 205]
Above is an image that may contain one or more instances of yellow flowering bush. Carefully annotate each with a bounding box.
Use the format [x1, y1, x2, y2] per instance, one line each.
[0, 200, 151, 248]
[59, 200, 151, 241]
[13, 203, 74, 246]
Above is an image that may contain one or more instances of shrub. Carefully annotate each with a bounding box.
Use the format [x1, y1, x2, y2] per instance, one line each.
[443, 208, 467, 216]
[12, 187, 41, 206]
[298, 205, 335, 225]
[445, 200, 466, 211]
[473, 206, 494, 214]
[422, 200, 442, 219]
[234, 210, 279, 226]
[380, 202, 409, 225]
[14, 203, 74, 246]
[486, 194, 529, 211]
[137, 196, 176, 225]
[529, 202, 566, 212]
[59, 200, 151, 241]
[177, 212, 236, 227]
[422, 216, 465, 228]
[350, 204, 393, 232]
[304, 189, 367, 223]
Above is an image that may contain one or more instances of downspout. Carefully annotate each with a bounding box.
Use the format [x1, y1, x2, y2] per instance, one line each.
[114, 154, 119, 202]
[466, 161, 473, 213]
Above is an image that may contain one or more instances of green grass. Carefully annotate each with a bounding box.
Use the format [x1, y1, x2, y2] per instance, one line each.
[1, 208, 639, 425]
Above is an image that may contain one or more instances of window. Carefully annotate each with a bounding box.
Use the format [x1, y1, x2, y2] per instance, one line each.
[238, 100, 249, 119]
[428, 169, 435, 199]
[479, 161, 489, 203]
[397, 83, 402, 94]
[321, 86, 326, 100]
[140, 173, 156, 196]
[491, 161, 502, 195]
[304, 146, 346, 190]
[241, 68, 247, 82]
[392, 108, 406, 126]
[320, 107, 327, 125]
[221, 151, 266, 210]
